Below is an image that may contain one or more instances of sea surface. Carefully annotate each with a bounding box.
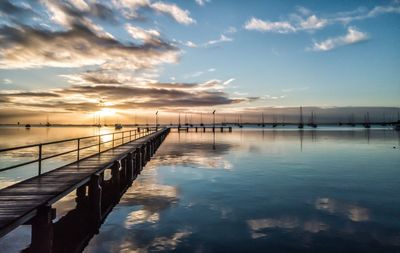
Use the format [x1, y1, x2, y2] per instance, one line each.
[0, 126, 400, 252]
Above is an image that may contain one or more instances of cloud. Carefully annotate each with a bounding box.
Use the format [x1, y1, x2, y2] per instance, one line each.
[0, 79, 246, 112]
[195, 0, 211, 6]
[2, 78, 13, 84]
[309, 26, 368, 52]
[0, 23, 178, 70]
[0, 91, 60, 97]
[125, 23, 161, 43]
[111, 0, 196, 25]
[262, 94, 285, 100]
[151, 1, 196, 25]
[204, 34, 233, 46]
[244, 18, 296, 33]
[299, 15, 327, 30]
[245, 3, 400, 34]
[183, 40, 198, 48]
[225, 26, 237, 34]
[0, 0, 185, 72]
[184, 68, 216, 78]
[244, 12, 327, 34]
[223, 78, 235, 85]
[178, 33, 233, 48]
[333, 4, 400, 23]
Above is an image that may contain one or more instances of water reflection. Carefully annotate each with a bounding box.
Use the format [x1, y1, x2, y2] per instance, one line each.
[84, 162, 184, 253]
[315, 198, 370, 222]
[247, 217, 330, 239]
[1, 128, 400, 252]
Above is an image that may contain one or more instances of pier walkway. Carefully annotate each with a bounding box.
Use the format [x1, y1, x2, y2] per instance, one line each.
[0, 128, 169, 252]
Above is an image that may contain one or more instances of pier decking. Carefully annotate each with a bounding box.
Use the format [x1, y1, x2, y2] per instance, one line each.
[171, 125, 232, 132]
[0, 128, 169, 252]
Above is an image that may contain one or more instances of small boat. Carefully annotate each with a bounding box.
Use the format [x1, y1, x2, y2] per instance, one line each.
[394, 124, 400, 131]
[115, 124, 123, 130]
[25, 124, 31, 129]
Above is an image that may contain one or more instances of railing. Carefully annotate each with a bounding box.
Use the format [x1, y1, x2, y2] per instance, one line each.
[0, 127, 158, 175]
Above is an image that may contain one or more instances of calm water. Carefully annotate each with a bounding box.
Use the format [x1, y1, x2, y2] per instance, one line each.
[1, 126, 400, 252]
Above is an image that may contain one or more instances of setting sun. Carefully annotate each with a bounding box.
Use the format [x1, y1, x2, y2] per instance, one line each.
[98, 108, 116, 116]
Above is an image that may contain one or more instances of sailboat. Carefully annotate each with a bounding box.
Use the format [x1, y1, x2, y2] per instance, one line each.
[363, 112, 371, 129]
[272, 114, 277, 128]
[261, 113, 265, 127]
[45, 114, 51, 127]
[238, 115, 243, 128]
[308, 111, 317, 128]
[298, 106, 304, 129]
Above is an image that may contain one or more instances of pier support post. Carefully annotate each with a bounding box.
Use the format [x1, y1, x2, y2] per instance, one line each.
[146, 142, 151, 161]
[149, 139, 154, 157]
[126, 153, 134, 185]
[120, 158, 127, 186]
[31, 205, 54, 253]
[111, 161, 121, 193]
[229, 127, 232, 132]
[89, 174, 102, 226]
[141, 145, 146, 167]
[76, 185, 86, 209]
[135, 147, 142, 174]
[203, 127, 205, 132]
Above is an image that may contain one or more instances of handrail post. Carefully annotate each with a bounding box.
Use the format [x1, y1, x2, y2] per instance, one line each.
[122, 132, 124, 144]
[77, 138, 80, 161]
[38, 144, 42, 175]
[112, 133, 115, 148]
[98, 135, 101, 153]
[130, 130, 132, 141]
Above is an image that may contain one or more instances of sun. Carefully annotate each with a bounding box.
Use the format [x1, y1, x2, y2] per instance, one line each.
[98, 108, 116, 116]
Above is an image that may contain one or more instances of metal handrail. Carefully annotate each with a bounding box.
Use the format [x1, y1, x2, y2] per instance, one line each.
[0, 127, 158, 174]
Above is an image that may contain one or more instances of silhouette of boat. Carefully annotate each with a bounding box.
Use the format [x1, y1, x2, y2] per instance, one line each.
[115, 124, 123, 130]
[25, 124, 31, 129]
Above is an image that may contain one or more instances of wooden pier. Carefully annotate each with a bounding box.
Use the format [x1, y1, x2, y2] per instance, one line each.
[0, 128, 170, 252]
[172, 125, 232, 132]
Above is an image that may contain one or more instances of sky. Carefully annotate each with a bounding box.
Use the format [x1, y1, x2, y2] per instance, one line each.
[0, 0, 399, 124]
